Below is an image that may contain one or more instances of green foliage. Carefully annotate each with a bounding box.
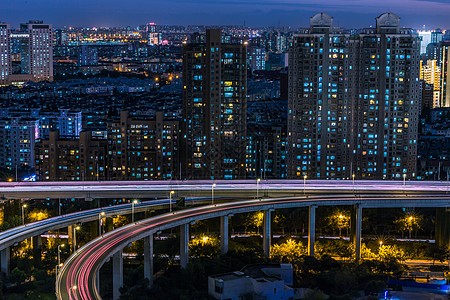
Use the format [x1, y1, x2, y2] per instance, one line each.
[270, 239, 307, 263]
[303, 289, 327, 300]
[10, 267, 27, 284]
[364, 280, 387, 296]
[377, 245, 407, 263]
[189, 235, 220, 258]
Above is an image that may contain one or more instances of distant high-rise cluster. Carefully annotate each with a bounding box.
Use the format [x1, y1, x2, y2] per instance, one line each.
[288, 13, 420, 180]
[0, 20, 53, 86]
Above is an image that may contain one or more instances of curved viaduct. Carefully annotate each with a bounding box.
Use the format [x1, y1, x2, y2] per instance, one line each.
[56, 193, 450, 300]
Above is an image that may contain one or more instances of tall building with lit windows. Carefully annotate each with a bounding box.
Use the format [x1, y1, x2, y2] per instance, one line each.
[288, 13, 420, 180]
[1, 20, 53, 85]
[0, 22, 11, 86]
[181, 29, 247, 179]
[439, 41, 450, 107]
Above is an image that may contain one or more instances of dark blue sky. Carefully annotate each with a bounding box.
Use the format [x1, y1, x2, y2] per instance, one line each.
[3, 0, 450, 29]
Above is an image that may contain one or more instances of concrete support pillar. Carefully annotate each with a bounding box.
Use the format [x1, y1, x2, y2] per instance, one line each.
[68, 225, 74, 243]
[263, 210, 272, 257]
[32, 235, 42, 249]
[435, 208, 449, 247]
[32, 235, 42, 264]
[96, 272, 100, 294]
[351, 204, 363, 261]
[180, 224, 189, 269]
[1, 247, 10, 276]
[308, 206, 316, 256]
[220, 216, 229, 255]
[112, 250, 123, 300]
[144, 235, 154, 287]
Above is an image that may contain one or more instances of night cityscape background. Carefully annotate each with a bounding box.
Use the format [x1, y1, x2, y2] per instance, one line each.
[0, 0, 449, 299]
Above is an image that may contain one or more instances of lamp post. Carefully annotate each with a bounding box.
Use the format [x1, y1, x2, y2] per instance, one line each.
[98, 212, 105, 236]
[212, 183, 216, 205]
[73, 226, 80, 252]
[352, 173, 355, 186]
[132, 199, 138, 223]
[379, 241, 383, 249]
[169, 191, 175, 212]
[403, 174, 406, 186]
[256, 178, 261, 199]
[408, 216, 413, 239]
[338, 214, 343, 237]
[303, 175, 307, 195]
[22, 204, 27, 225]
[57, 244, 65, 276]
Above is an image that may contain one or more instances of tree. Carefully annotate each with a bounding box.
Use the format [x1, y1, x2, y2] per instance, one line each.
[327, 209, 350, 237]
[394, 212, 423, 239]
[271, 239, 307, 263]
[189, 235, 220, 258]
[27, 209, 50, 222]
[377, 245, 407, 263]
[243, 211, 264, 234]
[426, 244, 448, 265]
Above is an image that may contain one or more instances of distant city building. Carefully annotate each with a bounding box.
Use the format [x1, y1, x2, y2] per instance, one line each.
[35, 130, 107, 181]
[2, 20, 53, 85]
[35, 111, 180, 181]
[419, 31, 432, 54]
[181, 29, 247, 180]
[439, 41, 450, 107]
[288, 13, 420, 180]
[0, 117, 39, 169]
[420, 60, 441, 109]
[247, 46, 266, 71]
[0, 22, 11, 85]
[78, 45, 98, 66]
[107, 111, 180, 180]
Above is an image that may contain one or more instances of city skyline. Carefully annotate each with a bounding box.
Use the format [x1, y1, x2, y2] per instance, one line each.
[3, 0, 450, 29]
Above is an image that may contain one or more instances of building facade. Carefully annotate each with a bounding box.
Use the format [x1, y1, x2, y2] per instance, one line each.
[0, 117, 39, 169]
[0, 22, 11, 85]
[107, 111, 179, 180]
[182, 29, 247, 180]
[288, 13, 420, 180]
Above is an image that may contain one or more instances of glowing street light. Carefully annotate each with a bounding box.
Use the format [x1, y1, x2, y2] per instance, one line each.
[352, 173, 355, 186]
[132, 199, 139, 223]
[403, 174, 407, 186]
[212, 183, 216, 205]
[73, 226, 81, 252]
[22, 204, 27, 225]
[202, 236, 209, 243]
[98, 212, 105, 236]
[57, 244, 65, 276]
[303, 175, 307, 195]
[379, 240, 383, 248]
[256, 178, 261, 199]
[169, 191, 175, 212]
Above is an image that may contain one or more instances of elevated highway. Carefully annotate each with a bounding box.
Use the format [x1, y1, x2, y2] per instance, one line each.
[56, 193, 450, 300]
[0, 180, 448, 200]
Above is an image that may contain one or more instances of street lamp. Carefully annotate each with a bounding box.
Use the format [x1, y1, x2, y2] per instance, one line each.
[303, 175, 307, 195]
[338, 214, 343, 237]
[132, 199, 139, 223]
[212, 183, 216, 205]
[73, 226, 80, 252]
[352, 173, 355, 186]
[57, 244, 65, 276]
[169, 191, 175, 212]
[379, 241, 383, 248]
[403, 174, 407, 186]
[22, 204, 27, 225]
[98, 212, 105, 236]
[256, 178, 261, 199]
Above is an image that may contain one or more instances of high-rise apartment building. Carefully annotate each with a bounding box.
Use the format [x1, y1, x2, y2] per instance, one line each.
[107, 111, 179, 180]
[420, 60, 441, 108]
[182, 29, 247, 179]
[288, 13, 420, 180]
[0, 22, 11, 85]
[2, 20, 53, 85]
[35, 130, 107, 181]
[439, 41, 450, 107]
[0, 117, 39, 169]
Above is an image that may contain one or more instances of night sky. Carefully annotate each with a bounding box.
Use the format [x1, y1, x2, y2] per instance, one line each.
[3, 0, 450, 29]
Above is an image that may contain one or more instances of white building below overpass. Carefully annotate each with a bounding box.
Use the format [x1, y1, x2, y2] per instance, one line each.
[208, 263, 294, 300]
